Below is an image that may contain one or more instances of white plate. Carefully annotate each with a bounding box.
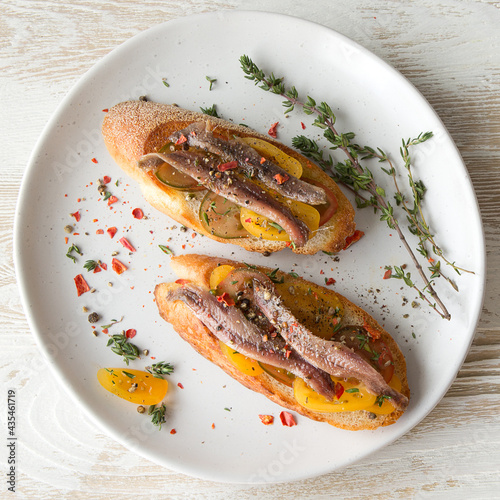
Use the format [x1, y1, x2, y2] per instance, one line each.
[14, 11, 485, 483]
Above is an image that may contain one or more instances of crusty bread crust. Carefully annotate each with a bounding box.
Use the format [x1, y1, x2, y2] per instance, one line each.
[155, 254, 410, 430]
[102, 100, 356, 254]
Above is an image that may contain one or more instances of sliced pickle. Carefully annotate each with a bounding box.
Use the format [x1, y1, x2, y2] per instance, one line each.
[154, 162, 205, 191]
[199, 191, 248, 239]
[259, 362, 295, 387]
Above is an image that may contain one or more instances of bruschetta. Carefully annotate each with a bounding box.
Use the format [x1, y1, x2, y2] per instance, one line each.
[102, 100, 356, 254]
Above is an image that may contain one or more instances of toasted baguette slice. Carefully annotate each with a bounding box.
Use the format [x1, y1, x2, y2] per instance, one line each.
[154, 254, 410, 430]
[102, 100, 355, 255]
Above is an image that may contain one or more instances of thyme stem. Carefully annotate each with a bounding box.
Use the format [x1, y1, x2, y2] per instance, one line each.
[240, 54, 459, 320]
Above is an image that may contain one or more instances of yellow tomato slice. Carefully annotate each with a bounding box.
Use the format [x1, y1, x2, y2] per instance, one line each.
[209, 265, 235, 290]
[273, 280, 344, 340]
[219, 341, 264, 377]
[97, 368, 168, 405]
[240, 201, 320, 242]
[293, 377, 377, 413]
[238, 137, 303, 178]
[364, 374, 403, 414]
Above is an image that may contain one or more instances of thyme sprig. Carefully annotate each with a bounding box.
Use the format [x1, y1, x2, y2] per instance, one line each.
[240, 55, 469, 320]
[200, 104, 219, 117]
[148, 403, 167, 430]
[146, 361, 174, 379]
[106, 333, 140, 365]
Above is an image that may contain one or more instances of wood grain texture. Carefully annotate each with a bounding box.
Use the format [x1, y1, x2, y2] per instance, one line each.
[1, 0, 499, 498]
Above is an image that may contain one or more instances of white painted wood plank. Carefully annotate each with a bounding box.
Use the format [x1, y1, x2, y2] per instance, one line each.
[1, 0, 499, 498]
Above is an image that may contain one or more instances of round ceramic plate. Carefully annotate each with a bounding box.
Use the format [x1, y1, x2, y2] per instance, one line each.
[14, 11, 485, 483]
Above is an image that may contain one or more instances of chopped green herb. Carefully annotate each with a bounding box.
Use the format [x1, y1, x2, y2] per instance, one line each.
[162, 78, 169, 87]
[206, 76, 217, 91]
[202, 211, 210, 226]
[268, 221, 284, 233]
[200, 104, 219, 117]
[159, 245, 173, 255]
[122, 371, 136, 379]
[375, 395, 391, 407]
[101, 316, 124, 330]
[84, 260, 98, 272]
[288, 272, 299, 278]
[345, 388, 359, 393]
[266, 268, 285, 284]
[106, 334, 140, 365]
[149, 403, 167, 430]
[103, 191, 112, 201]
[146, 361, 174, 379]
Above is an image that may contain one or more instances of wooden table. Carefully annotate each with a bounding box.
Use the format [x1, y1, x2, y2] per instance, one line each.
[2, 1, 499, 498]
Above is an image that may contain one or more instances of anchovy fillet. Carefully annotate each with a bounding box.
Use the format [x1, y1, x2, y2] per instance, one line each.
[140, 149, 310, 246]
[168, 122, 327, 205]
[166, 283, 336, 399]
[252, 278, 409, 411]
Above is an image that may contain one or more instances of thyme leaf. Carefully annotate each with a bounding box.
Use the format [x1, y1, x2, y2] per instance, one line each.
[146, 361, 174, 379]
[106, 333, 140, 365]
[200, 104, 219, 117]
[148, 403, 167, 430]
[159, 245, 173, 255]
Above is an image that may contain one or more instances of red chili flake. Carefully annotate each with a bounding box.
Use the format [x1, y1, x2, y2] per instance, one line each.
[74, 274, 90, 297]
[217, 292, 235, 307]
[279, 411, 297, 427]
[91, 158, 98, 164]
[325, 277, 336, 286]
[102, 108, 109, 112]
[111, 258, 127, 275]
[175, 134, 188, 145]
[119, 237, 136, 252]
[96, 229, 104, 235]
[170, 429, 177, 435]
[132, 208, 144, 220]
[177, 382, 184, 389]
[260, 157, 266, 165]
[93, 265, 102, 274]
[71, 211, 81, 222]
[383, 269, 392, 280]
[125, 329, 137, 339]
[217, 160, 238, 172]
[64, 237, 69, 244]
[102, 328, 109, 334]
[107, 195, 118, 206]
[244, 218, 252, 223]
[301, 122, 306, 130]
[175, 278, 190, 285]
[103, 175, 111, 184]
[363, 320, 381, 340]
[259, 415, 274, 425]
[320, 270, 324, 275]
[343, 230, 365, 250]
[268, 122, 279, 138]
[211, 423, 215, 429]
[335, 382, 344, 400]
[273, 173, 289, 185]
[285, 348, 292, 359]
[107, 227, 118, 238]
[100, 262, 107, 271]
